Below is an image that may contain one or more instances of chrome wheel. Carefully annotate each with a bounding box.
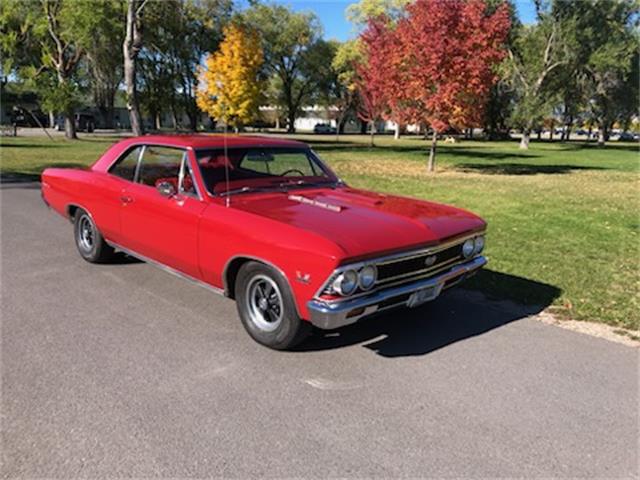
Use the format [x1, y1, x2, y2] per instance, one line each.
[78, 215, 94, 251]
[245, 274, 283, 332]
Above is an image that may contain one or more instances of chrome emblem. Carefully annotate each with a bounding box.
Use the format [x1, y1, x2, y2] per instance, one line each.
[296, 271, 311, 284]
[424, 255, 437, 267]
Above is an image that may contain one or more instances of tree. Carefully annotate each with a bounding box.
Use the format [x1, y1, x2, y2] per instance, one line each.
[331, 39, 362, 140]
[123, 0, 147, 136]
[137, 0, 233, 131]
[346, 0, 410, 26]
[505, 16, 567, 149]
[348, 0, 412, 139]
[196, 22, 264, 129]
[243, 4, 324, 133]
[0, 0, 104, 139]
[397, 0, 510, 169]
[354, 17, 397, 147]
[84, 0, 124, 129]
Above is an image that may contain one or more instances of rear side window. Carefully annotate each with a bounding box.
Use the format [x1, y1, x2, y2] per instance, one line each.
[110, 146, 142, 181]
[138, 146, 185, 188]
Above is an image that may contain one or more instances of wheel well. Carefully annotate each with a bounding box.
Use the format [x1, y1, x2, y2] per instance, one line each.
[67, 204, 80, 222]
[224, 257, 253, 299]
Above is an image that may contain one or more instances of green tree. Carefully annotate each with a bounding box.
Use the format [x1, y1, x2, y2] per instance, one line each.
[243, 4, 324, 133]
[330, 39, 362, 140]
[83, 0, 124, 129]
[123, 0, 147, 135]
[135, 0, 232, 131]
[1, 0, 100, 139]
[506, 16, 568, 149]
[553, 0, 639, 145]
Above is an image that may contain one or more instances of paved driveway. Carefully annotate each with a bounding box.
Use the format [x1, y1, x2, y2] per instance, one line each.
[2, 181, 638, 478]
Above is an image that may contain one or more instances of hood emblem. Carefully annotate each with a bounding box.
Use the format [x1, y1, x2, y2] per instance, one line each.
[424, 255, 437, 267]
[288, 194, 342, 213]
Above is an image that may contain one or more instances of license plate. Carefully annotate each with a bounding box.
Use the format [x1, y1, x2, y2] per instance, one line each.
[407, 285, 442, 308]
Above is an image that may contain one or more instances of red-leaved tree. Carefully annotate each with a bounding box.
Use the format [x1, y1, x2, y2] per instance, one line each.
[397, 0, 511, 171]
[354, 17, 396, 147]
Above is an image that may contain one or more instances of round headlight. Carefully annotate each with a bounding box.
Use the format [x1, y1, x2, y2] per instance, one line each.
[474, 235, 485, 254]
[462, 239, 475, 258]
[359, 265, 377, 290]
[332, 269, 358, 296]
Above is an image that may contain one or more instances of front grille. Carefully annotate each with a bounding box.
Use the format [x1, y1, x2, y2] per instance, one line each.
[376, 243, 463, 284]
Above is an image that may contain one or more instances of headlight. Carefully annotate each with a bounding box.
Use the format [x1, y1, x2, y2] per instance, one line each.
[462, 239, 475, 258]
[332, 269, 358, 296]
[474, 235, 485, 254]
[358, 265, 377, 290]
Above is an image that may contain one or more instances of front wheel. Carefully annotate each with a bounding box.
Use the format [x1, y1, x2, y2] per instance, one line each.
[235, 261, 310, 350]
[73, 208, 114, 263]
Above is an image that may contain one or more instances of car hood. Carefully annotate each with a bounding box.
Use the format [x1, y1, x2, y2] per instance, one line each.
[229, 187, 486, 260]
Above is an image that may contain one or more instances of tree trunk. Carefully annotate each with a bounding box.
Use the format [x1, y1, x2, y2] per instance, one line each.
[171, 108, 179, 131]
[394, 122, 400, 140]
[549, 128, 554, 142]
[520, 129, 530, 149]
[369, 120, 375, 147]
[123, 0, 144, 136]
[428, 129, 437, 172]
[565, 125, 571, 142]
[597, 128, 606, 146]
[155, 112, 161, 130]
[286, 109, 296, 133]
[48, 111, 55, 129]
[64, 113, 77, 139]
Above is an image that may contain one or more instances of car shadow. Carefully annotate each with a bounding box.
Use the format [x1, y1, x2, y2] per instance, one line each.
[297, 269, 561, 357]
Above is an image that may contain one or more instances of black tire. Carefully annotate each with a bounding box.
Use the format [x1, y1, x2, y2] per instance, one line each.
[73, 208, 114, 263]
[235, 261, 310, 350]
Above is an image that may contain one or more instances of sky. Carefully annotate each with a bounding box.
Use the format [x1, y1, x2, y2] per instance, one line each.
[282, 0, 539, 41]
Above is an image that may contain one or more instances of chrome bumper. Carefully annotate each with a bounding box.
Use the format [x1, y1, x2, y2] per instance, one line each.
[307, 256, 487, 330]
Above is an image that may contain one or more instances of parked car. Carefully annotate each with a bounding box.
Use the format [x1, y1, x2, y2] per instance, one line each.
[313, 123, 337, 134]
[41, 135, 487, 349]
[54, 113, 96, 132]
[617, 132, 638, 142]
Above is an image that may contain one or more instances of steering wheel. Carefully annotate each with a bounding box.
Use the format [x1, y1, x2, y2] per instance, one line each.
[281, 169, 305, 177]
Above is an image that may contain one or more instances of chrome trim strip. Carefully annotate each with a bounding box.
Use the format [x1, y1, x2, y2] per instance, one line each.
[105, 240, 225, 296]
[314, 230, 485, 299]
[307, 256, 487, 330]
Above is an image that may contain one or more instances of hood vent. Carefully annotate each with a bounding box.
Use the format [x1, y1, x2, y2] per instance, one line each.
[288, 194, 343, 213]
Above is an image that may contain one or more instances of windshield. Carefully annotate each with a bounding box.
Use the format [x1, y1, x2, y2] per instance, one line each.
[194, 147, 338, 196]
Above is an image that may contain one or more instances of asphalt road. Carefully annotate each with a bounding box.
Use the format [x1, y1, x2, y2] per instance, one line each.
[2, 181, 638, 478]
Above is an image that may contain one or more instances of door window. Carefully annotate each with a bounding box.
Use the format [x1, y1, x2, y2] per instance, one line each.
[109, 146, 142, 182]
[138, 146, 184, 188]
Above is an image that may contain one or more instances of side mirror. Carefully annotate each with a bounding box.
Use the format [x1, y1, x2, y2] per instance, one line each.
[157, 181, 176, 197]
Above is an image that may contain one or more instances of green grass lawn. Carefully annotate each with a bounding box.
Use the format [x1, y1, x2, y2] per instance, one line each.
[2, 133, 639, 330]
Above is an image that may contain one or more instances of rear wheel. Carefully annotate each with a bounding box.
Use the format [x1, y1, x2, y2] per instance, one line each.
[235, 261, 310, 350]
[73, 208, 114, 263]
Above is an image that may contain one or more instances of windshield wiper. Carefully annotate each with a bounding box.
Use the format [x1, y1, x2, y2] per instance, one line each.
[217, 186, 273, 197]
[277, 179, 338, 190]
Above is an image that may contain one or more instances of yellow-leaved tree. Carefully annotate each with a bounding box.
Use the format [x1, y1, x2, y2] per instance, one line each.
[196, 23, 264, 128]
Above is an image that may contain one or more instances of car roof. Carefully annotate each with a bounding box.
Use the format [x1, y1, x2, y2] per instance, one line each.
[116, 134, 307, 150]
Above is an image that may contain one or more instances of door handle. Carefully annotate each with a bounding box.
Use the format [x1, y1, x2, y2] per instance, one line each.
[120, 195, 133, 204]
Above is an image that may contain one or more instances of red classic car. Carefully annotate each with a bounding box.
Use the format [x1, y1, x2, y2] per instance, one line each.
[41, 135, 487, 349]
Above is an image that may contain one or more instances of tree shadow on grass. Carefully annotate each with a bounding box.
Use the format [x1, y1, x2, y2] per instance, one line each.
[456, 163, 606, 175]
[1, 164, 86, 185]
[0, 143, 67, 149]
[297, 269, 561, 357]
